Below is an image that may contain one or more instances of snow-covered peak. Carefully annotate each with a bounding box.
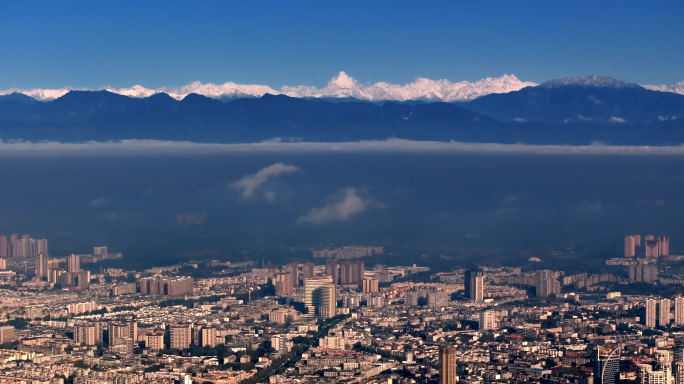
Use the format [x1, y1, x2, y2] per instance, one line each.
[0, 73, 537, 102]
[328, 71, 358, 89]
[540, 74, 635, 88]
[643, 81, 684, 96]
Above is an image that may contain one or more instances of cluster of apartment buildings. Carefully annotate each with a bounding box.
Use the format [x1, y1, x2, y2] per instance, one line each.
[625, 234, 670, 258]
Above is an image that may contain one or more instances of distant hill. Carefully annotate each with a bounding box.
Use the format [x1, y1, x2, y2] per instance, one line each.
[460, 74, 684, 125]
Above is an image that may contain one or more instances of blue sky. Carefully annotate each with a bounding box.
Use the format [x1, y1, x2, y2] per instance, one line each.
[1, 0, 682, 89]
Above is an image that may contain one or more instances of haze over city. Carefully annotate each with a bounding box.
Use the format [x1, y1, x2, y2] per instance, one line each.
[0, 2, 683, 384]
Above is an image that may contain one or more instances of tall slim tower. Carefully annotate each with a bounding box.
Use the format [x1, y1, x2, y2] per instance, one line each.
[624, 235, 638, 257]
[67, 254, 81, 272]
[316, 283, 336, 319]
[0, 236, 6, 258]
[659, 236, 670, 257]
[464, 268, 484, 301]
[439, 344, 457, 384]
[646, 299, 658, 328]
[660, 298, 672, 327]
[675, 297, 684, 325]
[36, 253, 49, 278]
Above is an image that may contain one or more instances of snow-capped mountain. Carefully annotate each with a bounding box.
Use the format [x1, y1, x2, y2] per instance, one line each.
[0, 72, 536, 102]
[643, 81, 684, 96]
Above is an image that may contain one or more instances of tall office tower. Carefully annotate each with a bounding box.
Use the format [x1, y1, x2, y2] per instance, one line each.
[535, 270, 561, 298]
[285, 262, 299, 287]
[200, 327, 217, 347]
[0, 235, 6, 258]
[326, 262, 340, 285]
[74, 324, 97, 346]
[646, 240, 660, 258]
[675, 338, 684, 365]
[660, 299, 672, 327]
[316, 283, 336, 319]
[676, 363, 684, 384]
[66, 254, 81, 272]
[595, 348, 620, 384]
[0, 259, 5, 270]
[94, 246, 107, 255]
[659, 236, 670, 256]
[464, 268, 484, 301]
[303, 262, 316, 280]
[439, 345, 457, 384]
[646, 299, 658, 328]
[275, 272, 293, 296]
[479, 310, 497, 331]
[169, 323, 193, 350]
[362, 278, 379, 293]
[676, 298, 684, 325]
[625, 235, 639, 257]
[304, 276, 333, 315]
[36, 253, 49, 278]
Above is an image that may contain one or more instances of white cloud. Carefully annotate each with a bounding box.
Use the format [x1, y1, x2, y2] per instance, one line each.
[577, 115, 593, 121]
[230, 163, 301, 199]
[298, 188, 369, 225]
[513, 118, 526, 122]
[610, 116, 626, 123]
[89, 197, 108, 207]
[3, 138, 684, 156]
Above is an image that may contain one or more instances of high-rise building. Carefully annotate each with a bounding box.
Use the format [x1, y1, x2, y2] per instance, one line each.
[0, 236, 6, 258]
[675, 338, 684, 365]
[629, 264, 658, 283]
[625, 235, 641, 257]
[275, 272, 293, 296]
[145, 333, 165, 350]
[108, 322, 137, 345]
[66, 254, 81, 272]
[304, 276, 333, 315]
[479, 310, 498, 331]
[464, 268, 484, 301]
[303, 262, 316, 280]
[0, 259, 6, 270]
[676, 298, 684, 325]
[326, 262, 341, 285]
[94, 246, 108, 255]
[169, 323, 193, 350]
[200, 327, 217, 347]
[362, 278, 379, 293]
[595, 348, 620, 384]
[139, 276, 193, 296]
[428, 291, 450, 308]
[646, 240, 660, 258]
[659, 236, 670, 256]
[404, 290, 425, 307]
[36, 253, 49, 278]
[659, 299, 672, 327]
[646, 299, 658, 328]
[439, 345, 457, 384]
[676, 362, 684, 384]
[535, 270, 561, 298]
[74, 323, 98, 346]
[316, 283, 336, 319]
[646, 235, 655, 241]
[285, 262, 299, 287]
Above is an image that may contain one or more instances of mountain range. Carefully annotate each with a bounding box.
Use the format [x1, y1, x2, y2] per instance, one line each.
[1, 74, 683, 145]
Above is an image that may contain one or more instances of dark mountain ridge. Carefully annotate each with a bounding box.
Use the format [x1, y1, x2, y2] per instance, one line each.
[0, 74, 683, 145]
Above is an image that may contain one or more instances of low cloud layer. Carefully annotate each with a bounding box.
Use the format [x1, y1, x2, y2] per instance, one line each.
[1, 138, 684, 156]
[298, 188, 369, 225]
[231, 163, 301, 199]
